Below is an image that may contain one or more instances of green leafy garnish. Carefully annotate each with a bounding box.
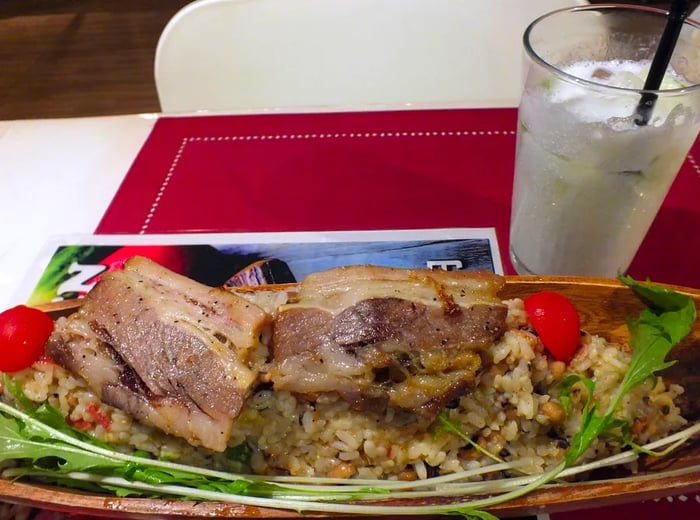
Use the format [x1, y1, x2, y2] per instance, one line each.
[225, 441, 254, 473]
[435, 413, 504, 464]
[562, 275, 696, 464]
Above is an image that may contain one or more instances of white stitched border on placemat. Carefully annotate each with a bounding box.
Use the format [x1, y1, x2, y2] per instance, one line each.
[687, 154, 700, 177]
[139, 129, 517, 233]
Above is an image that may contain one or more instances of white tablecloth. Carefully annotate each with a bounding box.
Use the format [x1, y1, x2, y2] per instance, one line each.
[0, 114, 157, 307]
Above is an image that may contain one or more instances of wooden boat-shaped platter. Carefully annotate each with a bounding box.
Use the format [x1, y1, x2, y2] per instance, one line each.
[1, 275, 699, 519]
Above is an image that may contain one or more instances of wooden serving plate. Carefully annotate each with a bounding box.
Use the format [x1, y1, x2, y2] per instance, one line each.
[1, 275, 699, 519]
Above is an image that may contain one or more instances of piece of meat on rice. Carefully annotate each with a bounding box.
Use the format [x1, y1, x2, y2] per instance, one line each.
[269, 265, 508, 417]
[47, 256, 270, 452]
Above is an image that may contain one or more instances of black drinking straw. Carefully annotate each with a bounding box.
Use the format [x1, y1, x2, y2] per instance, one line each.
[634, 0, 690, 126]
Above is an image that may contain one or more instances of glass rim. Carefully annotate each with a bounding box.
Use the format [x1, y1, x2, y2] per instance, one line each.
[524, 3, 700, 96]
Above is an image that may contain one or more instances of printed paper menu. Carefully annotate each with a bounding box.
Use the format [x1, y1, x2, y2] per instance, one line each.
[23, 228, 502, 305]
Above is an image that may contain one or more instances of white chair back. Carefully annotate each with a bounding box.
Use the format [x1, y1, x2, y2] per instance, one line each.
[154, 0, 587, 113]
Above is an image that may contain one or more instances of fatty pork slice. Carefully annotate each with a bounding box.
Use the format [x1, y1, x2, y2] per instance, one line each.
[46, 256, 269, 452]
[269, 266, 508, 417]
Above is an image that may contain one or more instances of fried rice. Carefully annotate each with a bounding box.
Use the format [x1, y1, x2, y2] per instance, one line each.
[2, 297, 686, 481]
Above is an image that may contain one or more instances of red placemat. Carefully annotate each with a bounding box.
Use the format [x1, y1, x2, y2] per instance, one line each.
[96, 107, 700, 287]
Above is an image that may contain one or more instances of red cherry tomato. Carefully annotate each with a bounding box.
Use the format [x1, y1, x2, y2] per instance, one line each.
[0, 305, 55, 373]
[524, 291, 581, 362]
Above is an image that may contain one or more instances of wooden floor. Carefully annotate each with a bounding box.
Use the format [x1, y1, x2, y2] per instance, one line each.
[0, 0, 694, 121]
[0, 0, 190, 120]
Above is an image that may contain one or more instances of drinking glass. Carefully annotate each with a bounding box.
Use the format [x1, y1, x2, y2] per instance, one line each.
[509, 5, 700, 277]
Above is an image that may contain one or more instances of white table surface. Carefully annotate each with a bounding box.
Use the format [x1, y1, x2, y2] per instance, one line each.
[0, 114, 157, 307]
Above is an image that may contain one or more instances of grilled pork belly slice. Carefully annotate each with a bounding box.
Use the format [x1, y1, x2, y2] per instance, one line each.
[269, 266, 508, 416]
[46, 256, 270, 452]
[47, 319, 232, 452]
